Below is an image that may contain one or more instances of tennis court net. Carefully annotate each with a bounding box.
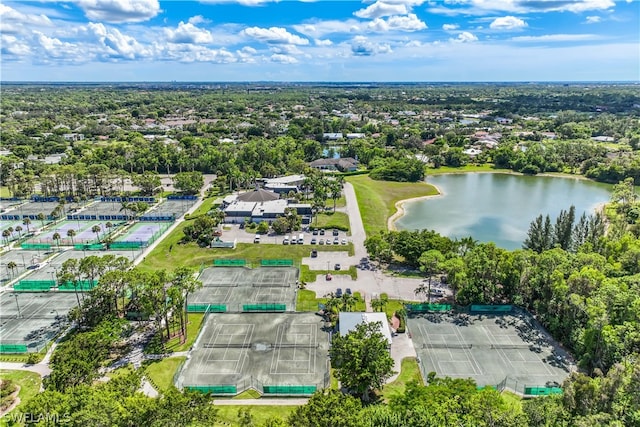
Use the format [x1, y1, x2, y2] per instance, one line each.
[203, 343, 319, 349]
[423, 343, 472, 349]
[490, 344, 533, 350]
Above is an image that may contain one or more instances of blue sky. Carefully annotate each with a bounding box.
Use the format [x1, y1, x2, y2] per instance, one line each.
[1, 0, 639, 81]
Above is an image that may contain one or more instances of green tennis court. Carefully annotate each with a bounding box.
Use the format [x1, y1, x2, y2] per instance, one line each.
[176, 312, 330, 396]
[407, 310, 575, 394]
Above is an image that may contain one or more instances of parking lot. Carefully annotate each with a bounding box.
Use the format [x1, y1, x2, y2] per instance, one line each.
[219, 224, 351, 246]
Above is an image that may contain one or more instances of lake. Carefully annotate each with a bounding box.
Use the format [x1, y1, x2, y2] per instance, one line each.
[394, 173, 612, 250]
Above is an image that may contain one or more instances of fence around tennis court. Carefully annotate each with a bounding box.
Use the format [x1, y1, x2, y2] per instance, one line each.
[492, 376, 563, 397]
[183, 372, 329, 397]
[13, 279, 98, 292]
[186, 303, 289, 313]
[111, 222, 170, 249]
[406, 303, 514, 314]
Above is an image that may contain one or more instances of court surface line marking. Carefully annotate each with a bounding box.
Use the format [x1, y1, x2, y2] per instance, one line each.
[452, 322, 483, 375]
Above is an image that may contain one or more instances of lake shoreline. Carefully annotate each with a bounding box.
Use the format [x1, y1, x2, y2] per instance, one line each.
[388, 184, 443, 231]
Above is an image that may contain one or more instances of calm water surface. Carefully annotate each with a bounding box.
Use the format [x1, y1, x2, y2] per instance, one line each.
[394, 173, 612, 250]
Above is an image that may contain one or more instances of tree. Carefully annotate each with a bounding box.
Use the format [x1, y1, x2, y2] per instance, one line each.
[22, 217, 31, 234]
[416, 249, 445, 302]
[289, 390, 363, 427]
[37, 212, 46, 229]
[173, 171, 204, 195]
[91, 225, 102, 243]
[7, 261, 17, 278]
[329, 321, 394, 402]
[67, 228, 77, 246]
[52, 232, 61, 249]
[132, 171, 161, 195]
[2, 229, 11, 245]
[523, 214, 553, 253]
[15, 225, 23, 239]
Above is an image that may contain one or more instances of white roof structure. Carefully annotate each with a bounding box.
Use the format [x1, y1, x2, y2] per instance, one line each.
[339, 312, 392, 346]
[264, 175, 306, 186]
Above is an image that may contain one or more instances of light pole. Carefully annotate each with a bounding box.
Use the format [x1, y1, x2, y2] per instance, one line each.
[11, 293, 21, 319]
[326, 261, 329, 274]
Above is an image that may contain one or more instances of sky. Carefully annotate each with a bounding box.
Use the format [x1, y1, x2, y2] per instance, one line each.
[1, 0, 639, 82]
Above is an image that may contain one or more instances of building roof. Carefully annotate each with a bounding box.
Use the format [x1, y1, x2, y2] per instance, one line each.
[237, 188, 280, 203]
[339, 312, 392, 345]
[264, 175, 306, 186]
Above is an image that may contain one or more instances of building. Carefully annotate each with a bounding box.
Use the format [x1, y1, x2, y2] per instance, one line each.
[339, 312, 392, 347]
[308, 157, 358, 172]
[263, 175, 306, 194]
[223, 188, 311, 224]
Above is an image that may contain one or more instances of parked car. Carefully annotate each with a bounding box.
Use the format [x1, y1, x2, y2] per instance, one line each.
[253, 234, 260, 243]
[319, 239, 325, 245]
[341, 238, 347, 245]
[283, 235, 289, 245]
[311, 238, 317, 244]
[312, 229, 318, 235]
[346, 288, 352, 295]
[319, 229, 325, 236]
[325, 273, 332, 281]
[311, 250, 318, 258]
[333, 238, 339, 245]
[326, 239, 332, 245]
[332, 229, 339, 236]
[334, 263, 341, 271]
[336, 288, 343, 297]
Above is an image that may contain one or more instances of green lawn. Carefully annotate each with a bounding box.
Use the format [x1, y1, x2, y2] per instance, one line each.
[346, 175, 438, 236]
[300, 265, 357, 283]
[163, 313, 205, 353]
[313, 211, 350, 231]
[140, 238, 354, 273]
[0, 370, 42, 418]
[145, 357, 186, 392]
[325, 195, 346, 209]
[214, 405, 296, 426]
[0, 187, 11, 198]
[296, 289, 365, 312]
[380, 357, 423, 401]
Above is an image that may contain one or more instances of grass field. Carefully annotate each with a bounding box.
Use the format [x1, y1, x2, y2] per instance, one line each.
[325, 195, 346, 209]
[163, 313, 205, 353]
[313, 211, 350, 231]
[0, 370, 42, 419]
[300, 264, 357, 283]
[379, 357, 423, 401]
[295, 289, 365, 312]
[346, 175, 438, 236]
[141, 240, 354, 273]
[145, 357, 186, 392]
[214, 405, 296, 426]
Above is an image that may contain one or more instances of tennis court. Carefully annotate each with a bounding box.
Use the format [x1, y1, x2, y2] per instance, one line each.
[177, 312, 330, 395]
[0, 292, 76, 352]
[188, 267, 298, 312]
[113, 222, 170, 247]
[0, 201, 60, 221]
[1, 220, 28, 243]
[32, 220, 122, 246]
[407, 310, 574, 392]
[0, 250, 49, 284]
[141, 199, 196, 220]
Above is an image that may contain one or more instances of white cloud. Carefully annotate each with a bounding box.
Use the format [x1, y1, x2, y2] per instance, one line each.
[270, 44, 303, 55]
[165, 21, 214, 44]
[429, 0, 615, 15]
[1, 34, 32, 56]
[315, 38, 333, 46]
[368, 13, 427, 32]
[200, 0, 276, 5]
[0, 4, 53, 33]
[350, 35, 392, 56]
[242, 26, 309, 45]
[87, 22, 151, 59]
[442, 23, 459, 30]
[188, 15, 210, 25]
[75, 0, 160, 23]
[33, 31, 86, 63]
[159, 43, 236, 63]
[293, 19, 361, 38]
[490, 16, 527, 30]
[451, 31, 478, 42]
[270, 53, 297, 63]
[354, 2, 408, 19]
[512, 33, 601, 42]
[585, 15, 601, 24]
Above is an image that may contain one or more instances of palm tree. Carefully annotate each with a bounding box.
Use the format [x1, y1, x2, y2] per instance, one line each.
[22, 218, 31, 234]
[91, 225, 101, 243]
[2, 229, 10, 245]
[7, 261, 17, 277]
[15, 225, 23, 239]
[52, 232, 61, 249]
[67, 228, 76, 246]
[105, 221, 113, 237]
[37, 212, 45, 229]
